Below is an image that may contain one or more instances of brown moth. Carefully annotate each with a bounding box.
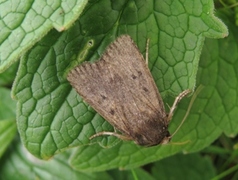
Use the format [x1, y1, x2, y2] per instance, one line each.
[67, 35, 190, 146]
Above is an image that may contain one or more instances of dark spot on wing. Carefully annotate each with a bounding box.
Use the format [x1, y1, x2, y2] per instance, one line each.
[101, 95, 106, 100]
[131, 74, 137, 79]
[143, 87, 148, 92]
[137, 71, 142, 76]
[110, 109, 115, 115]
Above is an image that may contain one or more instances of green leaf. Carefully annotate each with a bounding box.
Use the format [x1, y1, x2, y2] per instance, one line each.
[0, 119, 16, 157]
[0, 141, 112, 180]
[0, 62, 18, 87]
[108, 168, 156, 180]
[0, 88, 17, 157]
[197, 9, 238, 137]
[151, 153, 216, 180]
[12, 0, 229, 172]
[0, 0, 88, 72]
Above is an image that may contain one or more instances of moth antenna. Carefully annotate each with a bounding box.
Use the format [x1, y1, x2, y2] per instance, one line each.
[145, 38, 150, 65]
[167, 89, 191, 122]
[170, 85, 204, 139]
[166, 103, 171, 109]
[90, 131, 132, 141]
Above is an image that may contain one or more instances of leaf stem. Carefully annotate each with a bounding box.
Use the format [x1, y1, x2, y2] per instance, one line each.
[211, 164, 238, 180]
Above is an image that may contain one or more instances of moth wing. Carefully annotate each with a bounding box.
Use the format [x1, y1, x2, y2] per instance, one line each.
[67, 35, 166, 136]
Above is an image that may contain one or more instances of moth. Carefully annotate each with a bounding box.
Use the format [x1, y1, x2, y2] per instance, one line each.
[67, 35, 190, 146]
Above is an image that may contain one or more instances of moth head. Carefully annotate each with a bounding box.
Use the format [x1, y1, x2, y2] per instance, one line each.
[134, 128, 171, 147]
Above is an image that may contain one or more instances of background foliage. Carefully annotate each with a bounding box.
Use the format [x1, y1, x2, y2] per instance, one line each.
[0, 0, 238, 179]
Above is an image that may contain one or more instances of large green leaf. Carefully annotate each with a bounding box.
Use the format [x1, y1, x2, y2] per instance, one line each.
[11, 0, 230, 172]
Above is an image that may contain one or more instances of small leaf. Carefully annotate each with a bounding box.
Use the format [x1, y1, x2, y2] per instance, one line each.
[0, 62, 18, 86]
[0, 88, 17, 157]
[108, 168, 156, 180]
[0, 141, 112, 180]
[151, 153, 216, 179]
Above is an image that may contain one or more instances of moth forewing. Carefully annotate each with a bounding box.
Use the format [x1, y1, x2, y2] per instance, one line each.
[67, 35, 190, 146]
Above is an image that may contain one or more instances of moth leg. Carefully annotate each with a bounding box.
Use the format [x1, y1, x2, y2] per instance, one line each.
[168, 85, 203, 138]
[167, 89, 191, 122]
[90, 132, 132, 141]
[145, 38, 150, 65]
[113, 126, 117, 133]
